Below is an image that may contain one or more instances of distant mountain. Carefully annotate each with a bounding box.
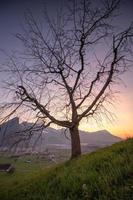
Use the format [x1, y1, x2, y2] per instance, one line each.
[39, 128, 122, 144]
[0, 117, 122, 152]
[0, 117, 20, 147]
[80, 129, 121, 145]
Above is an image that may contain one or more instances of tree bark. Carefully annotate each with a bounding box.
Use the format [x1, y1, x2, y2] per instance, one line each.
[69, 125, 81, 159]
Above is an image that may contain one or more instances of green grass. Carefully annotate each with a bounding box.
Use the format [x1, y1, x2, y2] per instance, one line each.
[0, 153, 59, 188]
[0, 139, 133, 200]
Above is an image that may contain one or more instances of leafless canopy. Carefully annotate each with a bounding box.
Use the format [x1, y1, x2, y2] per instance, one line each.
[0, 0, 133, 157]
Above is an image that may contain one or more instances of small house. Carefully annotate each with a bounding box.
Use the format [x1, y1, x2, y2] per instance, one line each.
[0, 164, 15, 173]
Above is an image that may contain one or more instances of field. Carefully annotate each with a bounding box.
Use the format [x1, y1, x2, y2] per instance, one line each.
[0, 139, 133, 200]
[0, 148, 70, 187]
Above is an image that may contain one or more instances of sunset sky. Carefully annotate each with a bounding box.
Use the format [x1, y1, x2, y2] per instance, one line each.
[0, 0, 133, 139]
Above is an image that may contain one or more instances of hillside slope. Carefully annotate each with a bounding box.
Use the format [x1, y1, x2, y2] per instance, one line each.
[0, 139, 133, 200]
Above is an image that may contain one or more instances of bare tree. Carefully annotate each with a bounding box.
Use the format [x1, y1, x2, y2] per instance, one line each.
[1, 0, 133, 158]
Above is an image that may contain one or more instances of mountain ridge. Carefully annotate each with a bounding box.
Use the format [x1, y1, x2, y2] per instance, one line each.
[0, 118, 122, 152]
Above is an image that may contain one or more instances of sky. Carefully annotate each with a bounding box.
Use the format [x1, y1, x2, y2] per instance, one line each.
[0, 0, 133, 138]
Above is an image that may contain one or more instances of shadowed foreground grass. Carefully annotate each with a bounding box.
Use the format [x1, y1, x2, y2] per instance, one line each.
[0, 138, 133, 200]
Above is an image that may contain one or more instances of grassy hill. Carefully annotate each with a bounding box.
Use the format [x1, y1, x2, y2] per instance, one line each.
[0, 138, 133, 200]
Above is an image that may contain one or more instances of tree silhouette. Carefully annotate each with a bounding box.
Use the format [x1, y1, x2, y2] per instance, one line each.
[1, 0, 133, 158]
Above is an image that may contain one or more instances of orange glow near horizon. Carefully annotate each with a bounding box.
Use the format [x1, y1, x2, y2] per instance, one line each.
[79, 83, 133, 139]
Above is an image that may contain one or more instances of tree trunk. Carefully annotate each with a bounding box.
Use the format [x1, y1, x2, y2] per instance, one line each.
[69, 125, 81, 159]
